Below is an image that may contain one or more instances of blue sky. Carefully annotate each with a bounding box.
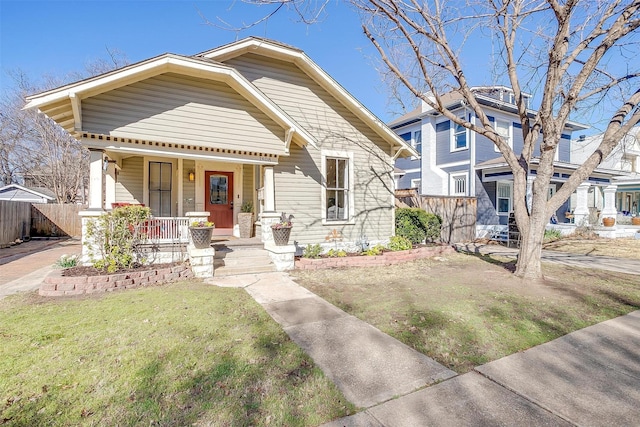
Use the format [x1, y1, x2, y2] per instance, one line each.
[0, 0, 401, 121]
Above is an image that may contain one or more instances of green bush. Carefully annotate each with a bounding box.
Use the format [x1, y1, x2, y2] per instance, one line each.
[85, 205, 151, 273]
[303, 243, 323, 259]
[387, 235, 412, 251]
[395, 208, 442, 244]
[326, 248, 347, 258]
[363, 244, 384, 256]
[543, 228, 563, 242]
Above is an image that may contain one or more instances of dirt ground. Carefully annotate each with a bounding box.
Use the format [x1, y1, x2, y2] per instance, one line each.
[543, 236, 640, 260]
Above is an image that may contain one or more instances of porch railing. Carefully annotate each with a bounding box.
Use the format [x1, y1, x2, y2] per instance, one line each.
[136, 217, 190, 244]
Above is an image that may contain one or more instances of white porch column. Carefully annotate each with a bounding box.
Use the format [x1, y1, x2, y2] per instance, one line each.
[263, 166, 275, 212]
[601, 184, 618, 222]
[573, 183, 591, 225]
[88, 149, 105, 210]
[105, 159, 116, 210]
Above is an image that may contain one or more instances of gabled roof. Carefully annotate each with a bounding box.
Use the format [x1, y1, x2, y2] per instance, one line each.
[0, 184, 56, 201]
[24, 52, 317, 150]
[199, 37, 417, 158]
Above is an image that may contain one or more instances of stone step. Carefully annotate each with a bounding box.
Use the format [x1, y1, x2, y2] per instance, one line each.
[214, 264, 276, 277]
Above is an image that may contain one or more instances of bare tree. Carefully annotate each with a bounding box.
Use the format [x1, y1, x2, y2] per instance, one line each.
[0, 48, 129, 203]
[221, 0, 640, 279]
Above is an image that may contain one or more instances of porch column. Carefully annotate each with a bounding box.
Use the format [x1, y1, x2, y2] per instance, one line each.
[573, 183, 591, 226]
[105, 159, 116, 210]
[601, 184, 618, 223]
[88, 149, 105, 210]
[263, 166, 275, 212]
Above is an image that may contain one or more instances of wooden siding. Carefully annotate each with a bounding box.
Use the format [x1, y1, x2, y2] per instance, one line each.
[242, 164, 253, 206]
[82, 73, 285, 155]
[0, 201, 31, 246]
[115, 157, 144, 205]
[183, 159, 196, 212]
[225, 54, 395, 244]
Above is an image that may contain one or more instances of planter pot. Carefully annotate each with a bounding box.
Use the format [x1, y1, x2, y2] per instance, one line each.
[271, 226, 292, 246]
[238, 212, 254, 238]
[602, 217, 615, 227]
[189, 226, 214, 249]
[632, 217, 640, 226]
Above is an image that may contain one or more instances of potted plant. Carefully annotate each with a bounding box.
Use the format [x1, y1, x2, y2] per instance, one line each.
[238, 201, 254, 238]
[189, 220, 214, 249]
[603, 217, 616, 227]
[271, 212, 294, 246]
[632, 214, 640, 226]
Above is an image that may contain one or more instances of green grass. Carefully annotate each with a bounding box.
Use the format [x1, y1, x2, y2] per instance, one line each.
[293, 253, 640, 373]
[0, 281, 353, 426]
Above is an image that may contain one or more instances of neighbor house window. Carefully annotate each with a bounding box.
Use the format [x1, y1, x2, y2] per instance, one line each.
[413, 130, 422, 156]
[452, 120, 468, 151]
[497, 181, 512, 215]
[494, 120, 512, 152]
[149, 161, 172, 216]
[451, 173, 468, 196]
[325, 156, 349, 221]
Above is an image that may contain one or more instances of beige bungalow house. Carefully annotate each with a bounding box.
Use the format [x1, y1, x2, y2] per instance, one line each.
[25, 37, 416, 273]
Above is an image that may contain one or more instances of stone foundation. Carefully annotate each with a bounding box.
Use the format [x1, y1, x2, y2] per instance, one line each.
[295, 245, 454, 270]
[40, 264, 192, 296]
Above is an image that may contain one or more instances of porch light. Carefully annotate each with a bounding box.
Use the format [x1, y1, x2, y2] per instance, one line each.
[188, 170, 195, 181]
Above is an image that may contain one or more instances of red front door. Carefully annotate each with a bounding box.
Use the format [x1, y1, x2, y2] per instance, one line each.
[205, 171, 234, 230]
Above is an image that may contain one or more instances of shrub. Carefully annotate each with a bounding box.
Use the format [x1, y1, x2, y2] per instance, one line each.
[543, 229, 563, 242]
[326, 248, 347, 257]
[387, 235, 412, 251]
[303, 243, 323, 259]
[395, 208, 442, 244]
[85, 205, 151, 273]
[55, 254, 78, 268]
[363, 244, 384, 256]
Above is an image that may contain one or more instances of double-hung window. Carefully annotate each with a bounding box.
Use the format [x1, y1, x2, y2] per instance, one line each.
[494, 120, 512, 152]
[413, 130, 422, 156]
[325, 155, 350, 221]
[497, 182, 512, 215]
[452, 120, 468, 151]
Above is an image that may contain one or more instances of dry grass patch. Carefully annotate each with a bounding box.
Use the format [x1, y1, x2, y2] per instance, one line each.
[544, 236, 640, 260]
[292, 252, 640, 373]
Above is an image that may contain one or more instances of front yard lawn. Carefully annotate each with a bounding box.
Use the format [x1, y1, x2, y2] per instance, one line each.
[0, 281, 353, 426]
[292, 252, 640, 373]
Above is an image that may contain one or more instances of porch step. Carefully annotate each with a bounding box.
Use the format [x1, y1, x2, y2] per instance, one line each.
[212, 244, 276, 277]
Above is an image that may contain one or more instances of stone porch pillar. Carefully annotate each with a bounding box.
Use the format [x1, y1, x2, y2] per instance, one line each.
[88, 149, 105, 210]
[573, 183, 591, 226]
[601, 185, 618, 223]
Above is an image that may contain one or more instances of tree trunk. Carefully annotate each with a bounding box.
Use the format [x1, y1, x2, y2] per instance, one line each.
[514, 203, 547, 279]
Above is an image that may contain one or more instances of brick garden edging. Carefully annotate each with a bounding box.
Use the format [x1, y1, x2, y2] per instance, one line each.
[40, 264, 193, 296]
[295, 245, 455, 270]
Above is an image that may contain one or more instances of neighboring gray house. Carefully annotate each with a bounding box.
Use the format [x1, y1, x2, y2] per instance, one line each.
[387, 86, 623, 226]
[24, 37, 417, 250]
[571, 126, 640, 216]
[0, 184, 55, 203]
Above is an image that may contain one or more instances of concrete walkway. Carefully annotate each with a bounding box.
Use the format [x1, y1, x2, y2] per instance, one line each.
[208, 272, 640, 426]
[455, 242, 640, 275]
[0, 238, 81, 299]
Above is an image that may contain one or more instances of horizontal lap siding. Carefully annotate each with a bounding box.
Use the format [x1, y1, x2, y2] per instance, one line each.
[228, 54, 394, 244]
[116, 157, 144, 204]
[82, 73, 285, 154]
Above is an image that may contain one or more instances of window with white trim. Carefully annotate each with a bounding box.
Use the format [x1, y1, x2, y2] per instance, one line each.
[497, 181, 512, 215]
[450, 173, 468, 196]
[413, 130, 422, 156]
[325, 156, 350, 221]
[494, 120, 512, 152]
[452, 119, 468, 151]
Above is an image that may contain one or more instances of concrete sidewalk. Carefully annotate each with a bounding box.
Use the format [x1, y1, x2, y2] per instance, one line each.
[208, 272, 640, 426]
[455, 242, 640, 275]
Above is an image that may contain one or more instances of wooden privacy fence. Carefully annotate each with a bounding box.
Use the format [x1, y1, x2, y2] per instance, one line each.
[396, 189, 477, 243]
[0, 201, 31, 247]
[31, 204, 85, 238]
